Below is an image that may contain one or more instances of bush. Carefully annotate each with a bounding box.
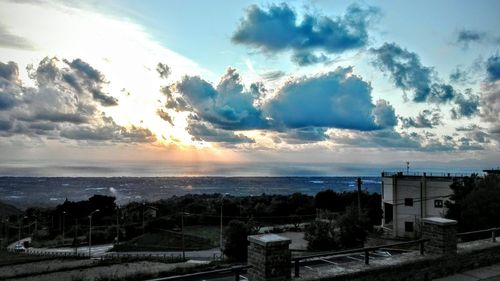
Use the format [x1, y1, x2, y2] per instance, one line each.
[304, 220, 337, 251]
[223, 220, 253, 261]
[337, 207, 369, 248]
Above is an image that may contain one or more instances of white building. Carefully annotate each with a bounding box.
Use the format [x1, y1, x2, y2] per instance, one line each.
[381, 172, 465, 238]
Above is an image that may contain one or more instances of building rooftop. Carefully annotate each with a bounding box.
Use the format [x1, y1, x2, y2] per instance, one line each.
[382, 171, 469, 178]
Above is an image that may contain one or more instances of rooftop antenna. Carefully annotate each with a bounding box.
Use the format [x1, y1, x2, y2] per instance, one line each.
[406, 161, 410, 174]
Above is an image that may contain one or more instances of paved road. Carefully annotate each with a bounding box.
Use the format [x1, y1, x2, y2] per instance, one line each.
[104, 248, 222, 260]
[434, 264, 500, 281]
[9, 237, 222, 260]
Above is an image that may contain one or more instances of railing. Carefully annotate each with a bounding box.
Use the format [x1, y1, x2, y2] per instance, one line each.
[292, 239, 428, 277]
[146, 265, 251, 281]
[457, 227, 499, 243]
[382, 171, 470, 178]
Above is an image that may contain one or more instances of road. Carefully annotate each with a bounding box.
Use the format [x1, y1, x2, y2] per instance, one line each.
[9, 237, 221, 259]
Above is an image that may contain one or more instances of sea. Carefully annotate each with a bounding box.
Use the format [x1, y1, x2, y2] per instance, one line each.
[0, 176, 381, 208]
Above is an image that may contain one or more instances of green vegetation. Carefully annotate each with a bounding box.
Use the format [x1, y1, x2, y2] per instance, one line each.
[111, 231, 212, 252]
[222, 220, 256, 261]
[184, 225, 220, 247]
[0, 250, 53, 266]
[305, 207, 370, 251]
[6, 189, 382, 255]
[446, 173, 500, 233]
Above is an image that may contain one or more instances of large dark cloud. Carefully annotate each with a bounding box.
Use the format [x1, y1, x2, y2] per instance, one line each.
[175, 68, 268, 131]
[266, 67, 393, 131]
[0, 24, 35, 50]
[0, 58, 155, 144]
[162, 67, 397, 144]
[371, 42, 481, 120]
[232, 3, 379, 65]
[371, 43, 456, 103]
[485, 54, 500, 82]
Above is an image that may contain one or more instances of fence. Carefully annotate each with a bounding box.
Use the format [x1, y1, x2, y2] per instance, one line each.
[146, 265, 251, 281]
[17, 249, 221, 262]
[291, 239, 428, 277]
[382, 171, 470, 177]
[457, 227, 499, 243]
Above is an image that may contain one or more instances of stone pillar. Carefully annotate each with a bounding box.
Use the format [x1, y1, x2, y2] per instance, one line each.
[421, 217, 457, 256]
[248, 234, 291, 281]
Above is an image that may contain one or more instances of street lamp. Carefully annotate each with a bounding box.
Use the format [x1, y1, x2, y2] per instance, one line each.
[62, 211, 67, 244]
[180, 212, 190, 260]
[88, 209, 100, 259]
[18, 216, 27, 243]
[220, 193, 229, 254]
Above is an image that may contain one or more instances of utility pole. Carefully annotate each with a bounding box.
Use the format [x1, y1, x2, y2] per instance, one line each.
[357, 177, 362, 219]
[116, 206, 120, 244]
[142, 202, 145, 235]
[88, 209, 99, 259]
[62, 211, 66, 244]
[220, 193, 229, 256]
[74, 217, 78, 255]
[181, 212, 185, 260]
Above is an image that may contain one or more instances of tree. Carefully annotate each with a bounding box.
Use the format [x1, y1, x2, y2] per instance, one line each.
[337, 207, 369, 248]
[315, 190, 344, 212]
[446, 173, 500, 232]
[223, 220, 253, 261]
[304, 220, 337, 251]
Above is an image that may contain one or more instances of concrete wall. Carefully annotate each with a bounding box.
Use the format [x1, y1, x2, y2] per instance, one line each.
[298, 242, 500, 281]
[297, 218, 499, 281]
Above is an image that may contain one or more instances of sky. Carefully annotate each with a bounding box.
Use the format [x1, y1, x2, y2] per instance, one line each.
[0, 0, 499, 176]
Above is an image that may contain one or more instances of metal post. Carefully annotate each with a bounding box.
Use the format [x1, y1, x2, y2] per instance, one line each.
[142, 202, 146, 234]
[357, 177, 362, 219]
[18, 218, 21, 243]
[420, 240, 425, 255]
[181, 212, 185, 260]
[492, 229, 497, 242]
[62, 211, 66, 244]
[220, 204, 224, 251]
[364, 250, 369, 265]
[294, 260, 300, 277]
[234, 267, 241, 281]
[116, 206, 120, 244]
[88, 215, 92, 259]
[88, 209, 99, 259]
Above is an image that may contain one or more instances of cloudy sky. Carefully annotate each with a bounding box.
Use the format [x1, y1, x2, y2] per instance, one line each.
[0, 0, 499, 176]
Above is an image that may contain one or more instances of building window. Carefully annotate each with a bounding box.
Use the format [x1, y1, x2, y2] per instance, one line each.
[434, 199, 443, 208]
[404, 198, 413, 206]
[405, 221, 414, 232]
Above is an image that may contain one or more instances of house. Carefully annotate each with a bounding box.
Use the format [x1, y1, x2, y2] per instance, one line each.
[380, 171, 466, 238]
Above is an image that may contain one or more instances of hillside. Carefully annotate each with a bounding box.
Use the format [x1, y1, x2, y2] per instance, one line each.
[0, 201, 22, 217]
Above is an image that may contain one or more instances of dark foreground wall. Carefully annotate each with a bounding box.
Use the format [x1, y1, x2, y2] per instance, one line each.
[299, 240, 500, 281]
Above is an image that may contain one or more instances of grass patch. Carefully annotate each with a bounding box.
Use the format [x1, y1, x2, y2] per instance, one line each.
[0, 250, 55, 266]
[112, 230, 212, 252]
[184, 225, 220, 247]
